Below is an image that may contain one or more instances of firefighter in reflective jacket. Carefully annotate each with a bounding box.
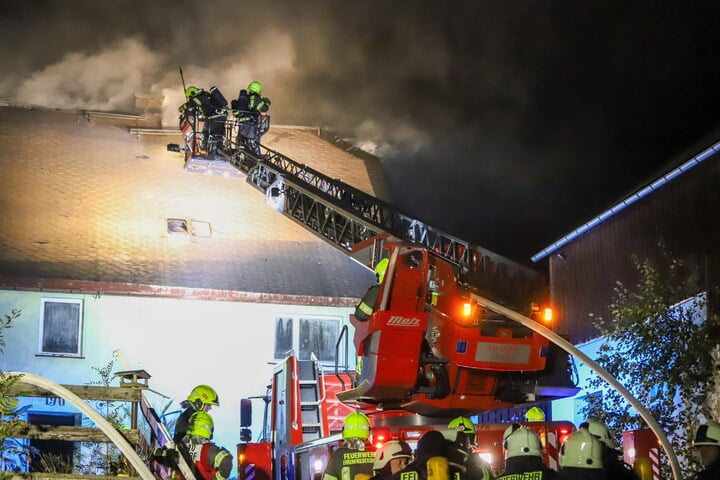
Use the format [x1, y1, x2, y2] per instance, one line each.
[581, 420, 639, 480]
[231, 81, 271, 155]
[497, 424, 556, 480]
[174, 384, 220, 443]
[181, 411, 233, 480]
[322, 412, 375, 480]
[444, 417, 493, 480]
[386, 430, 452, 480]
[354, 258, 389, 321]
[557, 429, 605, 480]
[182, 85, 228, 154]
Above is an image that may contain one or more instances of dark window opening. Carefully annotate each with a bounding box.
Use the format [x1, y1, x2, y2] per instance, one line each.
[167, 218, 189, 234]
[28, 412, 79, 473]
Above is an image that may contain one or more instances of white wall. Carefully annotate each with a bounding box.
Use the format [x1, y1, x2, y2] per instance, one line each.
[550, 338, 603, 426]
[1, 290, 356, 477]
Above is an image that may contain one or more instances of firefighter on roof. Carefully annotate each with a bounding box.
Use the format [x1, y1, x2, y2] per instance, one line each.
[322, 412, 375, 480]
[354, 258, 389, 321]
[231, 81, 271, 156]
[174, 385, 220, 443]
[181, 411, 233, 480]
[497, 424, 557, 480]
[691, 419, 720, 480]
[581, 420, 639, 480]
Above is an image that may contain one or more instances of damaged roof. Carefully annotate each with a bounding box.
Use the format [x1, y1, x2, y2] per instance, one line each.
[0, 106, 387, 304]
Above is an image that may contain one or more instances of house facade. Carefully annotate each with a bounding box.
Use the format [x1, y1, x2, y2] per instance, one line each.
[0, 105, 385, 472]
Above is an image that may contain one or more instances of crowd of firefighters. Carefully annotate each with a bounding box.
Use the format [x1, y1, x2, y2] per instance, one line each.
[321, 412, 720, 480]
[179, 81, 271, 157]
[153, 384, 720, 480]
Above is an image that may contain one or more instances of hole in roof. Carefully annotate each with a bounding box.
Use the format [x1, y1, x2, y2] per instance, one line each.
[136, 155, 150, 159]
[167, 218, 189, 234]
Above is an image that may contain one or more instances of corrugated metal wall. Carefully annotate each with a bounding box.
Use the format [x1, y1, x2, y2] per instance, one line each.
[548, 156, 720, 344]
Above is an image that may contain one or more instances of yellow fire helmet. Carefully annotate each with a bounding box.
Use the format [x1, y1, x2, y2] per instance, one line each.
[187, 411, 214, 440]
[343, 411, 371, 440]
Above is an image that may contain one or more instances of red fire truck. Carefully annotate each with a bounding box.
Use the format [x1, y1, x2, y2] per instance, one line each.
[169, 103, 580, 480]
[237, 244, 578, 480]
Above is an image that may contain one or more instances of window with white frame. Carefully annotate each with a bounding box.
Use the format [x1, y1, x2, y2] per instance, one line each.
[274, 316, 342, 364]
[38, 298, 83, 357]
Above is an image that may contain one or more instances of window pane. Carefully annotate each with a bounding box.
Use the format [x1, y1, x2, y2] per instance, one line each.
[40, 300, 82, 355]
[299, 318, 338, 362]
[274, 317, 293, 359]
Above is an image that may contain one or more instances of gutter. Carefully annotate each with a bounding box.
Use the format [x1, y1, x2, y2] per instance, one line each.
[531, 141, 720, 262]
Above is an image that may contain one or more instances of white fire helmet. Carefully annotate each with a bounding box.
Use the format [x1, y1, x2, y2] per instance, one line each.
[504, 426, 543, 459]
[582, 420, 616, 449]
[693, 420, 720, 447]
[373, 440, 413, 470]
[559, 429, 603, 470]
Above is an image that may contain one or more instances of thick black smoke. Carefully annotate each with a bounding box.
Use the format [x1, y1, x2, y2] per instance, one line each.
[2, 0, 719, 262]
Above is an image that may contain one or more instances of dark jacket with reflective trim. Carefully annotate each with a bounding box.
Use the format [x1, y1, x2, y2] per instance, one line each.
[497, 456, 556, 480]
[322, 446, 375, 480]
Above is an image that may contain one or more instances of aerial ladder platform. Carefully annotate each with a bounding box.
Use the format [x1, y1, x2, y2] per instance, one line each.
[170, 110, 547, 313]
[210, 132, 549, 315]
[169, 115, 578, 410]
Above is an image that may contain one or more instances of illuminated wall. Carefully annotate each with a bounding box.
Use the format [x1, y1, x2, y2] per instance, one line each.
[1, 289, 356, 475]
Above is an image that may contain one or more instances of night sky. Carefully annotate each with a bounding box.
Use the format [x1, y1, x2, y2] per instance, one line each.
[2, 1, 719, 264]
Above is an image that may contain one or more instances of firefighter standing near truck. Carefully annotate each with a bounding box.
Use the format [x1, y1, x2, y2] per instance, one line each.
[369, 440, 413, 480]
[557, 429, 605, 480]
[445, 416, 493, 480]
[496, 424, 557, 480]
[174, 385, 220, 443]
[581, 420, 639, 480]
[386, 430, 449, 480]
[181, 411, 233, 480]
[691, 419, 720, 480]
[322, 412, 375, 480]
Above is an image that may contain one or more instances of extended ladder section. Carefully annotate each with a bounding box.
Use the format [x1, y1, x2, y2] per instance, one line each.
[220, 142, 547, 311]
[139, 395, 198, 480]
[297, 358, 326, 442]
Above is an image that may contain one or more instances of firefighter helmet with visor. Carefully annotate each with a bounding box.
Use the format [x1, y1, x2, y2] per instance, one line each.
[185, 86, 200, 98]
[582, 420, 616, 449]
[343, 412, 371, 440]
[448, 416, 477, 446]
[693, 420, 720, 447]
[559, 429, 603, 469]
[187, 385, 220, 410]
[504, 426, 543, 459]
[247, 81, 263, 95]
[188, 411, 214, 440]
[375, 258, 389, 284]
[373, 440, 413, 470]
